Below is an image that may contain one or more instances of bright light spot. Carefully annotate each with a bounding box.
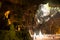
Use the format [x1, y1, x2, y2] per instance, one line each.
[41, 3, 51, 16]
[39, 31, 43, 38]
[37, 19, 40, 23]
[4, 10, 10, 18]
[37, 19, 43, 24]
[34, 33, 36, 40]
[8, 19, 11, 24]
